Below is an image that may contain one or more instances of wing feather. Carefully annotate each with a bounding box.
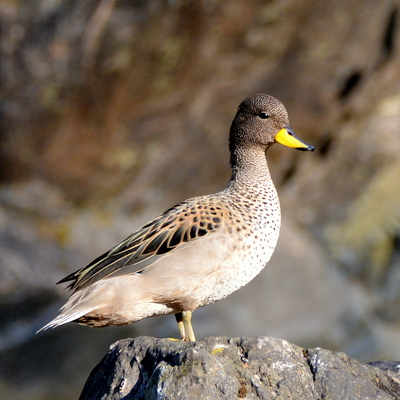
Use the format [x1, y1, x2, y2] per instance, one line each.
[58, 198, 227, 292]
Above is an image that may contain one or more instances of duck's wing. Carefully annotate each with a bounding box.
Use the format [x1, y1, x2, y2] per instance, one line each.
[58, 198, 227, 292]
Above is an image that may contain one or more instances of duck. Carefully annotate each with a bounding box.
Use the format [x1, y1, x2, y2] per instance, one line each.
[38, 94, 314, 341]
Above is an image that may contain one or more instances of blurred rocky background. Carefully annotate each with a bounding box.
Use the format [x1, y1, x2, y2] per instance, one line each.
[1, 0, 400, 399]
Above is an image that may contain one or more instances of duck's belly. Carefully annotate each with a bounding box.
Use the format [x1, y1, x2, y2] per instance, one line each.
[150, 228, 276, 305]
[197, 228, 280, 308]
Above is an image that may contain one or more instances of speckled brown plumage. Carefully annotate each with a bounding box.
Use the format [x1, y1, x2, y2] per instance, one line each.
[38, 94, 314, 341]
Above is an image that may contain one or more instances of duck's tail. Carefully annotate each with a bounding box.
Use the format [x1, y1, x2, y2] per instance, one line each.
[36, 289, 96, 333]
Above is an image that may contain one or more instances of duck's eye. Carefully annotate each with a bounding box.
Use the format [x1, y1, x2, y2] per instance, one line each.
[258, 112, 270, 119]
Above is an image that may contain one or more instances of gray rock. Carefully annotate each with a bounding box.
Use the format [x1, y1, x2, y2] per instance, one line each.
[79, 336, 400, 400]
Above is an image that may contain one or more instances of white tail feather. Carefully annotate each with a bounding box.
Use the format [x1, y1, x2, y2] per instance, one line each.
[36, 307, 94, 333]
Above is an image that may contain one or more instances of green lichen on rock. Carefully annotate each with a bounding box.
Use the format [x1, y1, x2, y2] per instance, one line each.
[328, 161, 400, 281]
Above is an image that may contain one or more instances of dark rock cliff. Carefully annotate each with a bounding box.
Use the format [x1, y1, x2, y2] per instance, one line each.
[2, 1, 400, 399]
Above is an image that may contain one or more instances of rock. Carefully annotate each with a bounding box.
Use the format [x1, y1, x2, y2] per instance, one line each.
[79, 336, 400, 400]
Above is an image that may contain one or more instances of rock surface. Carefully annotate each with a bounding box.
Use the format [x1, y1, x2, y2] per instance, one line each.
[79, 336, 400, 400]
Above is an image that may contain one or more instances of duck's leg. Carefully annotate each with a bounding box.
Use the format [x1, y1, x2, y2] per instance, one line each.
[182, 310, 196, 341]
[175, 311, 196, 341]
[175, 312, 186, 340]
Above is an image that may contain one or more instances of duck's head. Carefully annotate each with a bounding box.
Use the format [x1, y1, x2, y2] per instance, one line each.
[229, 94, 314, 153]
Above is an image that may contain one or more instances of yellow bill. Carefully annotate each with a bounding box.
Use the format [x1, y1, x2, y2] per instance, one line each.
[275, 127, 314, 151]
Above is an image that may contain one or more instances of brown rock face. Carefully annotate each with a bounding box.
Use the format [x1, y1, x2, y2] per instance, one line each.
[2, 1, 400, 399]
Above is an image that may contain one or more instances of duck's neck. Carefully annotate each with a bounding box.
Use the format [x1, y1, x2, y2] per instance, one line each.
[227, 146, 272, 190]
